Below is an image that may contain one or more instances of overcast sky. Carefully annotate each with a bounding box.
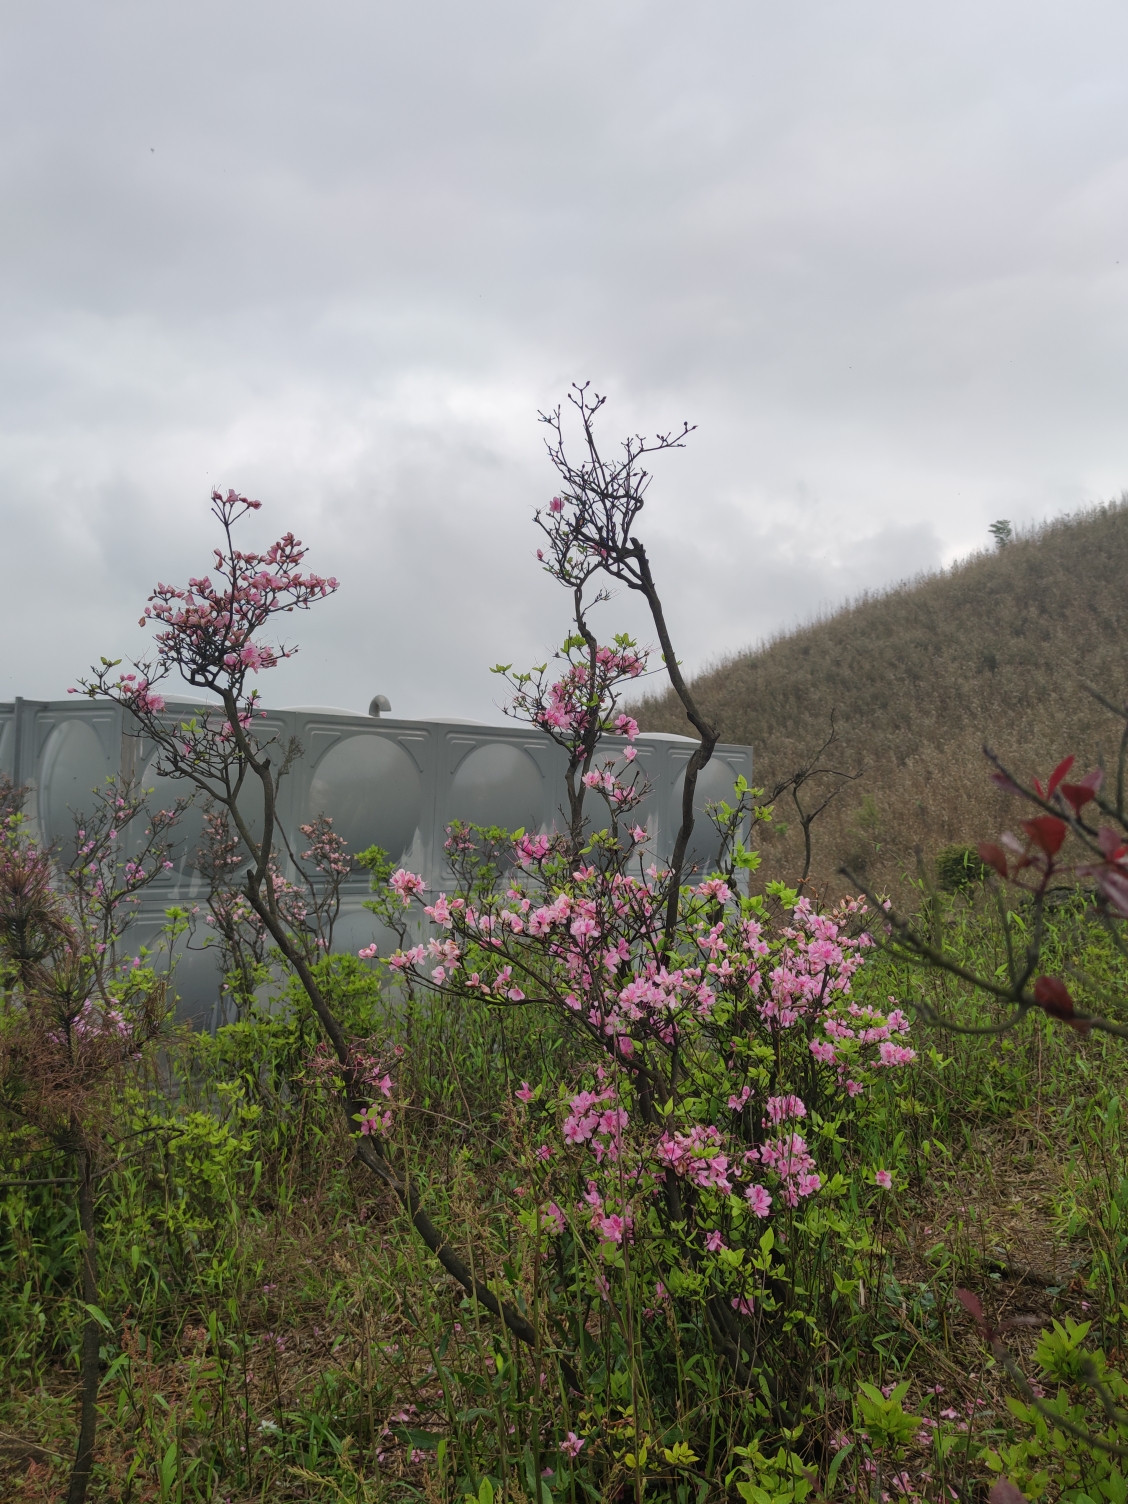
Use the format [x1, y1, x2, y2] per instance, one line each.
[3, 0, 1128, 721]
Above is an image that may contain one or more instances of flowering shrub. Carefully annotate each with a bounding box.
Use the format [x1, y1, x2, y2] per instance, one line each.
[380, 836, 915, 1385]
[79, 486, 552, 1381]
[199, 805, 356, 1016]
[0, 787, 180, 1504]
[342, 391, 924, 1427]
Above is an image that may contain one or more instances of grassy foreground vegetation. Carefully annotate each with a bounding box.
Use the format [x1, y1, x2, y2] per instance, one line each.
[4, 889, 1128, 1502]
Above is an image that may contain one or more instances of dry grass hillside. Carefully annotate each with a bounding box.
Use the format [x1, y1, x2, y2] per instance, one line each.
[635, 499, 1128, 899]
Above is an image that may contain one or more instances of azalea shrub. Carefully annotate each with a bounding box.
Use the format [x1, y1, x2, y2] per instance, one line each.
[336, 380, 928, 1467]
[0, 783, 183, 1504]
[360, 757, 920, 1469]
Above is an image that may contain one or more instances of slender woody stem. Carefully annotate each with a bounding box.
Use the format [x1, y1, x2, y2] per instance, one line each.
[66, 1143, 99, 1504]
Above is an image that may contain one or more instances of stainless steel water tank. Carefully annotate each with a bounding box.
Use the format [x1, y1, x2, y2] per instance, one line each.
[0, 698, 753, 1028]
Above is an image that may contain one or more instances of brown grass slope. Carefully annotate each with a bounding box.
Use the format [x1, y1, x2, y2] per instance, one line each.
[635, 498, 1128, 897]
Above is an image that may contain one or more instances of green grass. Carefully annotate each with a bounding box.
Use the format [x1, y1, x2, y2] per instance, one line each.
[5, 897, 1128, 1502]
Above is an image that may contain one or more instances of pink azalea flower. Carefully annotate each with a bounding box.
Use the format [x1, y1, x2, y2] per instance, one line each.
[543, 1202, 565, 1234]
[745, 1184, 772, 1217]
[765, 1094, 806, 1124]
[595, 1212, 624, 1243]
[875, 1169, 893, 1189]
[389, 868, 427, 905]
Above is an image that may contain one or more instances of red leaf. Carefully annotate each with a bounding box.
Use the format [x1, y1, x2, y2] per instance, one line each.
[1061, 785, 1094, 815]
[1033, 975, 1073, 1014]
[989, 1483, 1028, 1504]
[1047, 755, 1075, 796]
[1098, 826, 1127, 860]
[1021, 816, 1067, 857]
[956, 1287, 985, 1323]
[991, 770, 1020, 794]
[1061, 766, 1103, 814]
[977, 842, 1009, 878]
[1033, 976, 1091, 1035]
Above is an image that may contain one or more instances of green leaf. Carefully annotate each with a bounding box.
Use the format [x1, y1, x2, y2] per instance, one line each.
[391, 1427, 444, 1451]
[824, 1442, 853, 1496]
[80, 1303, 113, 1332]
[663, 1442, 700, 1466]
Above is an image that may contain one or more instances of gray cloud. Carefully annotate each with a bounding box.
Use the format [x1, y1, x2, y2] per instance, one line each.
[2, 0, 1127, 718]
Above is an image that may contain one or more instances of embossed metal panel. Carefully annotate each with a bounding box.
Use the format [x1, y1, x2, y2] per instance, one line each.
[0, 701, 753, 1029]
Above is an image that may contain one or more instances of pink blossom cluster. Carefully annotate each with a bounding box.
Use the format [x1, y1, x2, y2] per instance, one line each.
[541, 1200, 566, 1234]
[750, 1131, 821, 1207]
[381, 809, 916, 1305]
[759, 898, 871, 1027]
[764, 1094, 806, 1124]
[654, 1125, 733, 1192]
[387, 944, 426, 971]
[388, 868, 427, 905]
[51, 997, 131, 1045]
[581, 1181, 634, 1245]
[515, 832, 552, 866]
[308, 1041, 400, 1139]
[806, 994, 916, 1096]
[141, 490, 337, 693]
[299, 817, 352, 878]
[532, 647, 645, 740]
[357, 1103, 394, 1136]
[562, 1085, 628, 1163]
[402, 859, 916, 1118]
[112, 672, 166, 715]
[82, 492, 341, 801]
[426, 936, 462, 984]
[581, 763, 645, 811]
